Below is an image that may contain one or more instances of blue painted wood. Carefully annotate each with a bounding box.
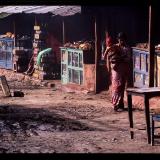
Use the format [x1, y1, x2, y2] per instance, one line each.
[132, 47, 160, 88]
[152, 115, 160, 121]
[132, 48, 149, 88]
[0, 38, 14, 69]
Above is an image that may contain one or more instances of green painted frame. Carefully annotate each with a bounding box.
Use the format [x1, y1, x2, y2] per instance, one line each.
[60, 47, 84, 85]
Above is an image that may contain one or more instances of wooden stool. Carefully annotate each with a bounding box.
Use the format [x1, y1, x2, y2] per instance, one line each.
[151, 113, 160, 146]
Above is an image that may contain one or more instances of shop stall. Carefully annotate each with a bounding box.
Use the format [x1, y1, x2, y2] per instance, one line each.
[0, 6, 81, 81]
[132, 44, 160, 88]
[0, 36, 14, 69]
[60, 41, 95, 92]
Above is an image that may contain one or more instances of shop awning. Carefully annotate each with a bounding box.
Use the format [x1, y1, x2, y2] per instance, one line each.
[0, 6, 81, 16]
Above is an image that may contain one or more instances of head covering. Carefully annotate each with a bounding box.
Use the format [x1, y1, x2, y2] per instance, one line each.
[106, 36, 113, 47]
[117, 32, 127, 41]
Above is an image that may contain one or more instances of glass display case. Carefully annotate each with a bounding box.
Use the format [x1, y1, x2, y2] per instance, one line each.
[132, 48, 149, 87]
[0, 38, 14, 69]
[60, 47, 94, 85]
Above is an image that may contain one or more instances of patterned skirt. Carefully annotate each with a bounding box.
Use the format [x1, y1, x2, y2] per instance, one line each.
[111, 63, 129, 107]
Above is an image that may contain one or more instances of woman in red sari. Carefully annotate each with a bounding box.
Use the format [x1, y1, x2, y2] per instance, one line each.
[105, 32, 131, 111]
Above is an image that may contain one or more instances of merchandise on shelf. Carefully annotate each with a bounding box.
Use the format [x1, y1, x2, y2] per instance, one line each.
[31, 25, 60, 80]
[0, 37, 14, 69]
[63, 40, 94, 51]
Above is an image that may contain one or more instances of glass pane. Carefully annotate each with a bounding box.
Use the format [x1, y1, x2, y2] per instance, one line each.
[72, 70, 79, 84]
[134, 72, 143, 83]
[7, 41, 13, 52]
[68, 68, 72, 82]
[2, 41, 7, 50]
[62, 50, 66, 62]
[72, 52, 79, 67]
[0, 51, 5, 60]
[134, 54, 140, 70]
[79, 53, 83, 68]
[141, 54, 146, 71]
[80, 70, 83, 85]
[68, 51, 72, 66]
[62, 64, 67, 75]
[144, 75, 149, 86]
[6, 52, 11, 61]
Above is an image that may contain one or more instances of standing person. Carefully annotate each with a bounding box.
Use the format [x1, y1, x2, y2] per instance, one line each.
[104, 32, 131, 111]
[101, 30, 113, 60]
[100, 31, 113, 90]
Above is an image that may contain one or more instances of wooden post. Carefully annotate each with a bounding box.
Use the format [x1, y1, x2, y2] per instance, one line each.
[35, 15, 37, 26]
[0, 75, 11, 97]
[13, 20, 16, 48]
[148, 4, 155, 87]
[94, 15, 101, 93]
[62, 18, 65, 45]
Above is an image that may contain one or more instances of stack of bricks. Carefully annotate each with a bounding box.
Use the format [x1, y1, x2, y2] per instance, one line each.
[32, 25, 47, 79]
[32, 25, 60, 80]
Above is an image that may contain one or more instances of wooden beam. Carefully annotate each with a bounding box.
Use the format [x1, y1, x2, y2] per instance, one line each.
[148, 4, 155, 87]
[62, 18, 65, 45]
[94, 16, 98, 93]
[94, 15, 101, 93]
[35, 15, 37, 26]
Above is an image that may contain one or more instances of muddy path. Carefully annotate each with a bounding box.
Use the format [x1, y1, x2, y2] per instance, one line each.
[0, 80, 160, 153]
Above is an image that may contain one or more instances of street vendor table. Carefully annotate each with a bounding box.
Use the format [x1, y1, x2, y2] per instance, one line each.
[126, 87, 160, 144]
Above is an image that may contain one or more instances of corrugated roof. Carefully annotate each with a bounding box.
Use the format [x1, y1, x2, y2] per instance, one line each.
[0, 6, 81, 16]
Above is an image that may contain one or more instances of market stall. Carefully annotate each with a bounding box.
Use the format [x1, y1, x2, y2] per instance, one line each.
[0, 6, 81, 81]
[0, 32, 14, 69]
[132, 43, 160, 88]
[60, 41, 95, 92]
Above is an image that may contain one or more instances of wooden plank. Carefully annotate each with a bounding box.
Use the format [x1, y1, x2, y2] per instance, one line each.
[62, 18, 65, 45]
[0, 75, 11, 97]
[94, 16, 97, 94]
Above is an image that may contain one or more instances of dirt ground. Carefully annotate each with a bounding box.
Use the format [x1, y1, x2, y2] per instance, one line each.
[0, 77, 160, 153]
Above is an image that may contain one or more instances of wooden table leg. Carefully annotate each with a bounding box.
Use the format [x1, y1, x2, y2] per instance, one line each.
[144, 95, 151, 144]
[151, 115, 154, 146]
[127, 93, 134, 139]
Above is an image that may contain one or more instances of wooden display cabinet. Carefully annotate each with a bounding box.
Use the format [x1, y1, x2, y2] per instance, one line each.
[132, 47, 160, 87]
[60, 47, 95, 92]
[0, 38, 14, 69]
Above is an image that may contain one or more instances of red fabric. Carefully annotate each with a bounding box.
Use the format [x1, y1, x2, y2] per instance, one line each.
[106, 36, 113, 47]
[111, 63, 129, 106]
[46, 34, 62, 64]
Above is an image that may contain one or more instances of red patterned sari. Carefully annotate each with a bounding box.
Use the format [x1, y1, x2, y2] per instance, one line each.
[108, 45, 131, 107]
[111, 63, 129, 107]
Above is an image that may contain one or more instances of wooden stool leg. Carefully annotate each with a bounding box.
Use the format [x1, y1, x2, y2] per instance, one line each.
[127, 94, 134, 139]
[151, 115, 155, 146]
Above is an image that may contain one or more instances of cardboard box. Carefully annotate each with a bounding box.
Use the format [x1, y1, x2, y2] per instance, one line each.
[34, 26, 40, 31]
[34, 33, 46, 40]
